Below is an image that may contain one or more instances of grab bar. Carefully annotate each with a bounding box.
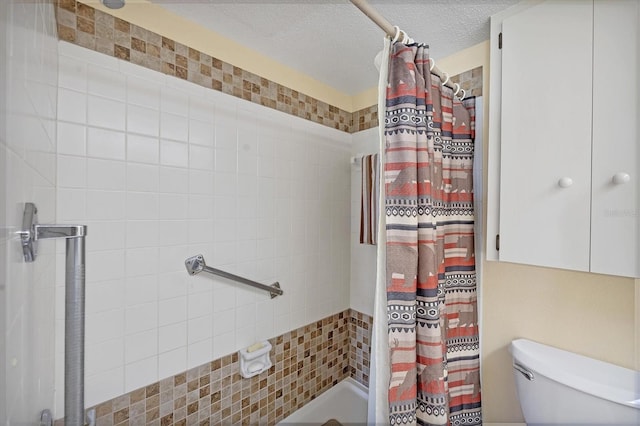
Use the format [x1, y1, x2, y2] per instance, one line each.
[184, 254, 283, 299]
[19, 202, 88, 426]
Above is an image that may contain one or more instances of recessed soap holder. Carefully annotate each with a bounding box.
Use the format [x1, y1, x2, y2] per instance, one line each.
[239, 341, 272, 378]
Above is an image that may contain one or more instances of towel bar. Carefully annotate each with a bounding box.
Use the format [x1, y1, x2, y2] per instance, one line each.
[184, 254, 283, 299]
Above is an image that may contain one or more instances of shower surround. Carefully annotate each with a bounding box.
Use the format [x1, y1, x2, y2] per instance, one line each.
[48, 1, 482, 423]
[54, 36, 363, 416]
[54, 310, 371, 425]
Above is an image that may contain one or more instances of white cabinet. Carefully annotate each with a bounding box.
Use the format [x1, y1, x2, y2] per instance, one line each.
[487, 0, 640, 277]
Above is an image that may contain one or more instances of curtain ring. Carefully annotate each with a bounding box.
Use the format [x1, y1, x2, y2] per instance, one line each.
[453, 83, 460, 96]
[459, 88, 466, 101]
[429, 57, 435, 71]
[441, 72, 449, 86]
[392, 26, 402, 43]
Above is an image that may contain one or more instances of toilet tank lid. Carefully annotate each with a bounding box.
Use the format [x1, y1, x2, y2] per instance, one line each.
[510, 338, 640, 406]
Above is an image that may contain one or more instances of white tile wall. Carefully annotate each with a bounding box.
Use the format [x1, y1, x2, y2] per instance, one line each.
[350, 128, 379, 317]
[55, 41, 352, 411]
[2, 0, 59, 423]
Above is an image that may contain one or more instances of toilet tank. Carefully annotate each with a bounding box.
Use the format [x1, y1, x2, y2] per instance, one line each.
[510, 339, 640, 425]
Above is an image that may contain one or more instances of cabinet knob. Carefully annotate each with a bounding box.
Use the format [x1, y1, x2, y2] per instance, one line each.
[612, 172, 631, 185]
[558, 177, 573, 188]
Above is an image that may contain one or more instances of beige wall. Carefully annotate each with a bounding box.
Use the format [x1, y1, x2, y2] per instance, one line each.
[483, 263, 635, 421]
[438, 41, 637, 423]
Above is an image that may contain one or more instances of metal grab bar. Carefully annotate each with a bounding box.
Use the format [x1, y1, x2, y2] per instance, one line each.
[20, 203, 88, 426]
[184, 254, 283, 299]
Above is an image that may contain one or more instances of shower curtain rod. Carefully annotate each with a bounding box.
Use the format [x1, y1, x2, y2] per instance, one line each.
[349, 0, 463, 96]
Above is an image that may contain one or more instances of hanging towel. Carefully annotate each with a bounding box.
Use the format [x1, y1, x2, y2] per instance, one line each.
[359, 153, 379, 245]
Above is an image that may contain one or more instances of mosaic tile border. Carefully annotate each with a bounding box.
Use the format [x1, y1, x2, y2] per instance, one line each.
[352, 104, 379, 133]
[55, 0, 356, 132]
[450, 66, 483, 98]
[350, 310, 372, 387]
[54, 1, 481, 134]
[54, 309, 371, 425]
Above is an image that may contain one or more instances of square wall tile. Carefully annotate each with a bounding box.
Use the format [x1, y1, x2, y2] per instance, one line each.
[125, 329, 158, 364]
[85, 308, 125, 345]
[87, 127, 126, 160]
[58, 88, 86, 124]
[158, 296, 187, 327]
[86, 280, 125, 314]
[86, 250, 126, 282]
[57, 122, 86, 155]
[85, 367, 125, 409]
[158, 347, 186, 380]
[125, 274, 158, 306]
[86, 221, 126, 251]
[160, 86, 189, 117]
[127, 75, 160, 109]
[127, 134, 159, 164]
[158, 321, 187, 353]
[125, 247, 159, 278]
[126, 192, 159, 220]
[87, 64, 127, 101]
[57, 188, 87, 222]
[86, 190, 126, 220]
[57, 155, 86, 188]
[160, 112, 188, 142]
[58, 55, 87, 92]
[189, 145, 214, 171]
[85, 338, 124, 376]
[188, 118, 215, 147]
[125, 302, 158, 335]
[160, 139, 188, 167]
[127, 104, 159, 137]
[187, 338, 212, 369]
[87, 158, 126, 190]
[125, 220, 159, 248]
[127, 163, 159, 192]
[124, 356, 158, 393]
[159, 166, 189, 194]
[87, 95, 125, 131]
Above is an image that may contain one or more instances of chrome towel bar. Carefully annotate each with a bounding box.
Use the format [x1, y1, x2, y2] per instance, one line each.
[184, 254, 283, 299]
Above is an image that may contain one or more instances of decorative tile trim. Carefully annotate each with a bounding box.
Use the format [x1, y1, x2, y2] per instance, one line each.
[352, 104, 379, 133]
[450, 66, 483, 98]
[54, 309, 371, 425]
[54, 1, 482, 135]
[349, 310, 373, 387]
[54, 0, 353, 132]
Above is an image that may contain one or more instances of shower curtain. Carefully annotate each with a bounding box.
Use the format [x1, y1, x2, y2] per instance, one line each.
[368, 36, 391, 425]
[384, 42, 481, 426]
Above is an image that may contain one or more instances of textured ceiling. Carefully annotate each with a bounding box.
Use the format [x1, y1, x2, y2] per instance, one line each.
[148, 0, 520, 95]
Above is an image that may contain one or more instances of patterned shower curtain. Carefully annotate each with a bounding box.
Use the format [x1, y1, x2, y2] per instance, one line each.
[385, 42, 481, 426]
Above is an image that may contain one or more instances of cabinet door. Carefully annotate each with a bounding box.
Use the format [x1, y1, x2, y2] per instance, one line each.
[591, 0, 640, 277]
[499, 0, 593, 271]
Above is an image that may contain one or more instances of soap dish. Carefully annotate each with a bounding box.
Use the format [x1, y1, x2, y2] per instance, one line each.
[239, 341, 272, 378]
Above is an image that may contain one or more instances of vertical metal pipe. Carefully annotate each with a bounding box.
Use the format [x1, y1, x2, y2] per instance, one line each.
[65, 236, 85, 426]
[20, 205, 88, 424]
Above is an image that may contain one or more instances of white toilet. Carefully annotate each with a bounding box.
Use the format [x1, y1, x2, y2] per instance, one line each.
[510, 338, 640, 425]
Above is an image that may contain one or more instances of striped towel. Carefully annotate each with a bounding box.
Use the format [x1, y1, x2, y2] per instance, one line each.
[359, 153, 379, 245]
